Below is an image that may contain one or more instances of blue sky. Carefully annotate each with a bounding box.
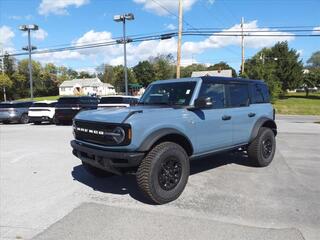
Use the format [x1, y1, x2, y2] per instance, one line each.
[0, 0, 319, 73]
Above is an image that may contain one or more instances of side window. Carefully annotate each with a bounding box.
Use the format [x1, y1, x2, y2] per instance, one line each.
[199, 83, 226, 109]
[228, 84, 250, 107]
[253, 84, 270, 103]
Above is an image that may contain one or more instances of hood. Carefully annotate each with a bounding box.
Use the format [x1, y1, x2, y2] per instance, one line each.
[74, 105, 175, 123]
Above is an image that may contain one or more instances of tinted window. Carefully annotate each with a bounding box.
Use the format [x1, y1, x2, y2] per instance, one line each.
[58, 97, 79, 104]
[100, 97, 124, 104]
[229, 84, 250, 107]
[199, 83, 226, 109]
[0, 103, 14, 108]
[140, 82, 197, 106]
[253, 84, 270, 103]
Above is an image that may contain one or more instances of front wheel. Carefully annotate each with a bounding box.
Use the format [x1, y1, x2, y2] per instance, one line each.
[247, 127, 276, 167]
[20, 114, 29, 124]
[136, 142, 189, 204]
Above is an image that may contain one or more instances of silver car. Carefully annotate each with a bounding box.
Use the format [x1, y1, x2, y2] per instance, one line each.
[0, 101, 33, 124]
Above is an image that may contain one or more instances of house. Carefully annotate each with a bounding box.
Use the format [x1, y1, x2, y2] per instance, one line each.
[59, 77, 116, 96]
[191, 69, 233, 78]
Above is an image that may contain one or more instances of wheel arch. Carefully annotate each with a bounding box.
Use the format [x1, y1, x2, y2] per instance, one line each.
[138, 128, 194, 156]
[250, 117, 277, 142]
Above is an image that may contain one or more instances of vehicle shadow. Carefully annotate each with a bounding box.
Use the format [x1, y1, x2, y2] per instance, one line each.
[71, 151, 252, 204]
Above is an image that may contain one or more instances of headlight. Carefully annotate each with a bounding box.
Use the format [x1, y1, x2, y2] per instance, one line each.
[112, 127, 125, 144]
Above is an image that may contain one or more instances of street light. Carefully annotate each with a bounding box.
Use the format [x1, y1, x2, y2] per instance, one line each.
[113, 13, 134, 95]
[19, 24, 39, 100]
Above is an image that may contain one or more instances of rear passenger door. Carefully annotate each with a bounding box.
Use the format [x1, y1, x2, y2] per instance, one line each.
[194, 82, 233, 153]
[227, 83, 256, 145]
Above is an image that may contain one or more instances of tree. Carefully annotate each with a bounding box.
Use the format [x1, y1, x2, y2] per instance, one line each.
[180, 64, 207, 78]
[3, 53, 16, 77]
[307, 51, 320, 67]
[111, 65, 136, 92]
[133, 61, 155, 87]
[271, 42, 303, 91]
[207, 61, 237, 77]
[0, 74, 13, 101]
[245, 42, 303, 99]
[150, 54, 175, 80]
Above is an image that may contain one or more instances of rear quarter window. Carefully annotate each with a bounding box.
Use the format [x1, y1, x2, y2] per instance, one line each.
[252, 84, 270, 103]
[228, 83, 250, 107]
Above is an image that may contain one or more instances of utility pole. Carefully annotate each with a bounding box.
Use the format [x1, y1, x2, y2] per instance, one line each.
[176, 0, 183, 79]
[241, 17, 245, 75]
[114, 13, 134, 95]
[19, 24, 39, 100]
[27, 29, 33, 99]
[0, 48, 6, 102]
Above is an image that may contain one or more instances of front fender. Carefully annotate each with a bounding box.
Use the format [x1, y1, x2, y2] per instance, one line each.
[137, 128, 193, 152]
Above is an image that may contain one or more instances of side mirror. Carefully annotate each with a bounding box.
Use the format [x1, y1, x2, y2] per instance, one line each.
[194, 97, 213, 109]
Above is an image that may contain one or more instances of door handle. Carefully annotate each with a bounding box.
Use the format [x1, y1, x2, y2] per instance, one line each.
[248, 112, 256, 117]
[222, 115, 232, 121]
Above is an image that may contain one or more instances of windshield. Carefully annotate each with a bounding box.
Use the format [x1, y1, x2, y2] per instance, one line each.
[139, 81, 197, 106]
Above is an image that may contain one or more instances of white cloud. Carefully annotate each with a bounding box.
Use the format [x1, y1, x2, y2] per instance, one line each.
[33, 50, 84, 64]
[9, 15, 33, 20]
[38, 0, 89, 15]
[297, 49, 303, 56]
[165, 23, 176, 30]
[75, 67, 96, 74]
[133, 0, 198, 16]
[31, 20, 295, 68]
[313, 26, 320, 35]
[0, 26, 15, 52]
[182, 20, 295, 55]
[22, 28, 48, 41]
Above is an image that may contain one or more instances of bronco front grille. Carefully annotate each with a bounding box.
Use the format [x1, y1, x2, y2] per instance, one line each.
[74, 120, 131, 146]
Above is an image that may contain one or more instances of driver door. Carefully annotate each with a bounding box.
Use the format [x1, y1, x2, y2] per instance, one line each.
[193, 82, 233, 154]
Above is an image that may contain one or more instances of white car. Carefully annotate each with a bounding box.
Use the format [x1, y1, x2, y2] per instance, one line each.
[28, 100, 57, 124]
[98, 96, 139, 108]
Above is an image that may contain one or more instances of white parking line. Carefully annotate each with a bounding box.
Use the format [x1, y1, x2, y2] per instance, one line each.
[10, 153, 35, 163]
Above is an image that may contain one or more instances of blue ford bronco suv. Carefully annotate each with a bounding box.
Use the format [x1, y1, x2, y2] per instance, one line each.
[71, 76, 277, 204]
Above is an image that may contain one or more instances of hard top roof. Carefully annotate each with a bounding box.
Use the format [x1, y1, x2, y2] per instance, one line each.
[152, 76, 265, 84]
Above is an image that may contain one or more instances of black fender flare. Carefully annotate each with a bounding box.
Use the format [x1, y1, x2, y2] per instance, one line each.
[137, 128, 194, 154]
[249, 117, 277, 142]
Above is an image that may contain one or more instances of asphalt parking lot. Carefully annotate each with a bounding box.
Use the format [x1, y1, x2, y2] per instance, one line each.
[1, 115, 320, 240]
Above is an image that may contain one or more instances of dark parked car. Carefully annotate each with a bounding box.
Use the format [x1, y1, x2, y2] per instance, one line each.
[55, 96, 98, 124]
[0, 101, 33, 124]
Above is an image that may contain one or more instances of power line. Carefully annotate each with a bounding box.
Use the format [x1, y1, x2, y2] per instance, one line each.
[2, 31, 319, 58]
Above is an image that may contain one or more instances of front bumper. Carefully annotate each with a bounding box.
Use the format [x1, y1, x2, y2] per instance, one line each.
[71, 140, 145, 175]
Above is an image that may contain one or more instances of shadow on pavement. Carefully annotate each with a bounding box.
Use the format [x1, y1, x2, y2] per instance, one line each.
[71, 151, 253, 204]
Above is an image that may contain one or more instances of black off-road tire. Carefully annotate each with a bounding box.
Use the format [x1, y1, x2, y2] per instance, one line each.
[248, 127, 276, 167]
[20, 114, 29, 124]
[82, 161, 114, 178]
[136, 142, 190, 204]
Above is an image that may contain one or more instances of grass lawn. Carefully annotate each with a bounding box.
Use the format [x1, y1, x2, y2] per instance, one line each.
[19, 95, 60, 101]
[273, 92, 320, 115]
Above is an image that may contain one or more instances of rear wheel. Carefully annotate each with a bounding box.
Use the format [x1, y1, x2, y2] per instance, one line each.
[20, 114, 29, 124]
[136, 142, 189, 204]
[248, 127, 276, 167]
[82, 161, 114, 178]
